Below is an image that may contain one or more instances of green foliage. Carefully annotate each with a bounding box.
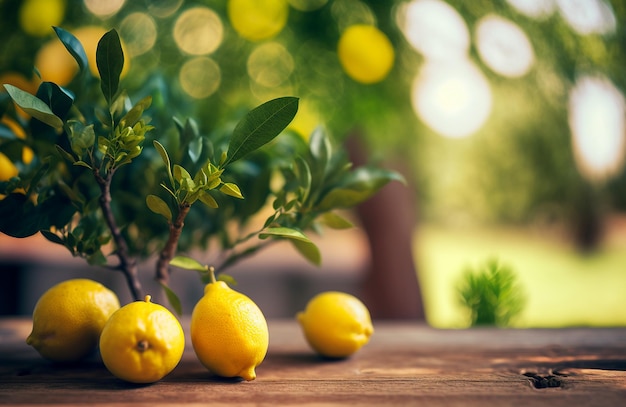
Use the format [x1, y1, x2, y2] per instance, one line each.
[0, 27, 402, 305]
[457, 259, 526, 327]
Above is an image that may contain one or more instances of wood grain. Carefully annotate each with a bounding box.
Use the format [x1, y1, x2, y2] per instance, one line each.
[1, 319, 625, 406]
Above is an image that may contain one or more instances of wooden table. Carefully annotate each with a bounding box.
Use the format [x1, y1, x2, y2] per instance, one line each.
[1, 318, 625, 406]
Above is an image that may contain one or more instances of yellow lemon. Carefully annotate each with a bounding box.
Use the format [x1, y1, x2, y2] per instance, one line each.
[297, 291, 373, 358]
[99, 295, 185, 383]
[19, 0, 66, 37]
[1, 117, 34, 165]
[337, 25, 395, 84]
[190, 270, 269, 381]
[26, 279, 120, 362]
[0, 152, 19, 182]
[228, 0, 289, 41]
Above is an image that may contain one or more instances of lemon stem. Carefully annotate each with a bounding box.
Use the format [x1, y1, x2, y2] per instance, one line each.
[144, 295, 152, 303]
[207, 266, 217, 284]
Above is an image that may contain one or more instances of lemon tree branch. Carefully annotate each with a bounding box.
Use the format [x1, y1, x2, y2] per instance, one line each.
[156, 203, 191, 285]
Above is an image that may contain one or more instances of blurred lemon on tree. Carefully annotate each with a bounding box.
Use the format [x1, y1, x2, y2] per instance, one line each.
[19, 0, 66, 37]
[35, 26, 130, 86]
[99, 295, 185, 384]
[228, 0, 289, 41]
[297, 291, 374, 358]
[337, 25, 395, 84]
[0, 152, 18, 182]
[190, 268, 269, 381]
[26, 279, 120, 362]
[2, 117, 34, 165]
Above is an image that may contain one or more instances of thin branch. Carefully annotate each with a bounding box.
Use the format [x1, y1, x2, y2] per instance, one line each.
[94, 169, 143, 300]
[156, 203, 191, 285]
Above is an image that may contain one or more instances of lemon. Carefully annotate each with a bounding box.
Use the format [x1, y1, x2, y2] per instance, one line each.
[99, 295, 185, 383]
[26, 279, 120, 362]
[19, 0, 66, 37]
[297, 291, 374, 358]
[190, 269, 269, 381]
[337, 24, 395, 84]
[0, 152, 18, 182]
[228, 0, 289, 41]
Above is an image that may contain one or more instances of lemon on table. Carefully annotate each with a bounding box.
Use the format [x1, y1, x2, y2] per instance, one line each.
[99, 295, 185, 384]
[337, 24, 395, 84]
[297, 291, 374, 358]
[190, 268, 269, 381]
[26, 279, 120, 362]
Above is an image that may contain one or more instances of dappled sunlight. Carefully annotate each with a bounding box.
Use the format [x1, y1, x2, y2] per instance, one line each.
[475, 14, 535, 78]
[397, 0, 469, 62]
[83, 0, 125, 19]
[119, 12, 157, 57]
[506, 0, 557, 19]
[179, 57, 221, 99]
[556, 0, 616, 35]
[569, 74, 626, 182]
[173, 7, 223, 56]
[411, 60, 492, 138]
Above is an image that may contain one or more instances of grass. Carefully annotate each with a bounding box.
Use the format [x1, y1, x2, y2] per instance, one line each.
[415, 223, 626, 328]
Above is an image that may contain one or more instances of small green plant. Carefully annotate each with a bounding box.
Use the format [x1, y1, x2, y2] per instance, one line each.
[457, 259, 526, 327]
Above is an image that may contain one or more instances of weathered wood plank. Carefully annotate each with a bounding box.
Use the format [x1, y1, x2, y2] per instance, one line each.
[1, 319, 625, 406]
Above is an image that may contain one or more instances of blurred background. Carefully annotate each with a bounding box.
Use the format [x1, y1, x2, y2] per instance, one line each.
[1, 0, 626, 327]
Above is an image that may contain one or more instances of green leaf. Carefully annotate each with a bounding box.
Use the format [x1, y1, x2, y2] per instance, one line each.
[41, 230, 64, 245]
[174, 164, 194, 190]
[121, 95, 152, 127]
[291, 239, 321, 266]
[53, 26, 89, 74]
[219, 182, 244, 199]
[55, 145, 76, 163]
[160, 283, 183, 316]
[217, 274, 238, 286]
[320, 212, 354, 229]
[188, 136, 203, 163]
[316, 167, 406, 211]
[146, 194, 172, 221]
[198, 191, 218, 208]
[294, 156, 312, 202]
[225, 97, 298, 166]
[170, 255, 207, 272]
[3, 85, 63, 131]
[96, 29, 124, 105]
[259, 227, 312, 243]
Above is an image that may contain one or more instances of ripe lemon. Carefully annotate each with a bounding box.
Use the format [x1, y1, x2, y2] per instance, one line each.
[99, 295, 185, 383]
[190, 270, 269, 381]
[0, 152, 19, 182]
[337, 24, 395, 84]
[19, 0, 66, 37]
[26, 279, 120, 362]
[297, 291, 374, 358]
[228, 0, 289, 41]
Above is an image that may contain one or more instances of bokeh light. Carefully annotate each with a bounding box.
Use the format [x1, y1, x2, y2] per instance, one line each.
[247, 42, 294, 88]
[120, 13, 157, 57]
[412, 60, 492, 138]
[475, 14, 535, 78]
[228, 0, 289, 41]
[83, 0, 125, 18]
[288, 0, 328, 12]
[506, 0, 556, 19]
[331, 0, 376, 32]
[397, 0, 469, 62]
[569, 75, 626, 181]
[556, 0, 616, 35]
[173, 7, 223, 56]
[147, 0, 183, 18]
[179, 57, 221, 99]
